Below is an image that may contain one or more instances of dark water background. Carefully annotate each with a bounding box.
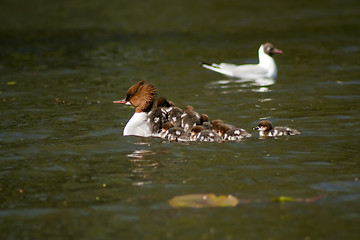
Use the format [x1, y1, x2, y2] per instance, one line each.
[1, 0, 360, 239]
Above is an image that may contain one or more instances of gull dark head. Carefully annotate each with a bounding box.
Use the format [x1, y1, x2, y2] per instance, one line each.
[262, 43, 283, 57]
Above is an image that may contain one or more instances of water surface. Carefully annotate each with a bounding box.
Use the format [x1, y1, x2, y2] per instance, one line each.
[1, 0, 360, 239]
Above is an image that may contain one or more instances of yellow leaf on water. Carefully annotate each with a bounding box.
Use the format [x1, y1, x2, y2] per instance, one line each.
[7, 81, 17, 86]
[271, 196, 295, 202]
[168, 193, 239, 208]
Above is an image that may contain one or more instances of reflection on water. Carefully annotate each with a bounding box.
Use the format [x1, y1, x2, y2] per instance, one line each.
[127, 149, 161, 186]
[207, 77, 275, 94]
[127, 149, 155, 159]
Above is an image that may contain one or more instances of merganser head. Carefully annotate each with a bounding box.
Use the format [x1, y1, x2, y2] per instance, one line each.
[161, 122, 174, 131]
[113, 81, 157, 113]
[211, 119, 224, 133]
[218, 124, 230, 137]
[184, 105, 195, 114]
[200, 114, 209, 124]
[262, 43, 283, 57]
[190, 125, 204, 138]
[156, 97, 172, 108]
[160, 122, 174, 137]
[253, 120, 274, 132]
[191, 125, 204, 133]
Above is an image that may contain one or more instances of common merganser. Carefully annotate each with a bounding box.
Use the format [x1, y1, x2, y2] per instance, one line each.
[190, 126, 222, 142]
[156, 97, 172, 109]
[160, 122, 189, 142]
[113, 81, 156, 137]
[153, 97, 184, 128]
[201, 43, 283, 79]
[181, 105, 201, 132]
[219, 124, 251, 141]
[202, 122, 213, 131]
[147, 97, 171, 134]
[168, 106, 183, 127]
[147, 108, 168, 135]
[253, 120, 301, 137]
[199, 113, 208, 123]
[211, 119, 235, 134]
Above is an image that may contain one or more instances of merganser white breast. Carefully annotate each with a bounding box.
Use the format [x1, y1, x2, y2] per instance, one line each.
[254, 120, 301, 137]
[123, 112, 152, 137]
[113, 81, 157, 137]
[201, 43, 283, 79]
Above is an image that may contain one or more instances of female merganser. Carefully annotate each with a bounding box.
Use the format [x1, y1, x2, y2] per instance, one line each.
[253, 120, 301, 137]
[201, 43, 283, 79]
[190, 126, 222, 142]
[218, 124, 252, 141]
[113, 81, 156, 137]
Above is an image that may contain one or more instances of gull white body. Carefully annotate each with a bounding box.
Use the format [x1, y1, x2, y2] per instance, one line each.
[202, 43, 282, 79]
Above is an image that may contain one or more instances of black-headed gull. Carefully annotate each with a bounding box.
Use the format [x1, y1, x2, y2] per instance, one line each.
[201, 43, 283, 79]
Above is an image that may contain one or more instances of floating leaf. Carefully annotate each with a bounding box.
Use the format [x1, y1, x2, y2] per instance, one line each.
[272, 195, 324, 203]
[7, 81, 17, 86]
[271, 196, 295, 202]
[169, 193, 239, 208]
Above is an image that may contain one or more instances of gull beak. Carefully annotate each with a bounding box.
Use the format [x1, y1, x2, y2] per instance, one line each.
[273, 48, 284, 55]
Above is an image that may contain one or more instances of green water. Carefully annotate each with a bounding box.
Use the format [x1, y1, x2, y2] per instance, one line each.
[1, 0, 360, 239]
